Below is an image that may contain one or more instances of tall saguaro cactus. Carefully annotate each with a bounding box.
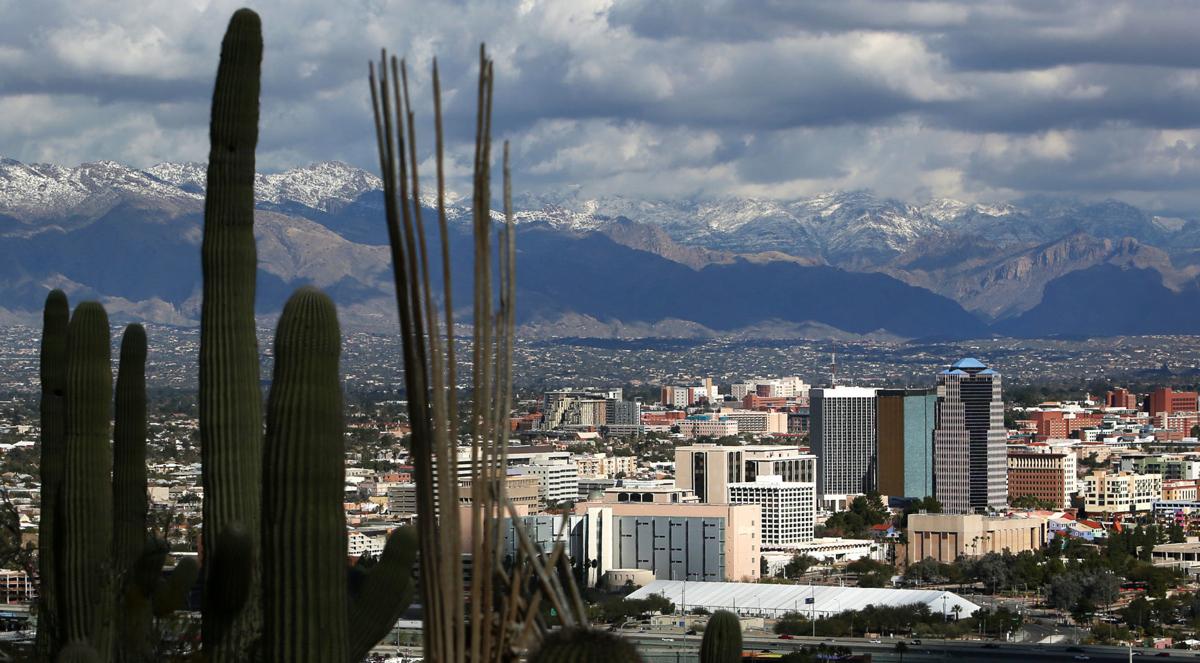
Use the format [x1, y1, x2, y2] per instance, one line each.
[61, 302, 114, 654]
[262, 288, 348, 662]
[36, 289, 69, 658]
[113, 324, 148, 578]
[199, 8, 263, 658]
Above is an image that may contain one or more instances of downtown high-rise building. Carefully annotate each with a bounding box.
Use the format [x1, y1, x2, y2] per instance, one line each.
[933, 358, 1006, 514]
[876, 388, 937, 500]
[810, 386, 878, 500]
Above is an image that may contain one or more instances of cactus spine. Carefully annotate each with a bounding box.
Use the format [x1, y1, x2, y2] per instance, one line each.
[262, 288, 348, 662]
[36, 289, 69, 658]
[61, 302, 113, 653]
[199, 8, 263, 658]
[528, 628, 645, 663]
[699, 610, 743, 663]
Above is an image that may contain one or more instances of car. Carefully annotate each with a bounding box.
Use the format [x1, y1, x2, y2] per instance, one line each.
[685, 629, 697, 636]
[1154, 653, 1171, 658]
[911, 639, 922, 645]
[869, 639, 881, 644]
[778, 634, 795, 640]
[661, 638, 674, 643]
[1073, 656, 1090, 661]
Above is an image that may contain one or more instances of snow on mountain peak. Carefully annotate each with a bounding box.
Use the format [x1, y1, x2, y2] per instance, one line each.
[255, 161, 381, 212]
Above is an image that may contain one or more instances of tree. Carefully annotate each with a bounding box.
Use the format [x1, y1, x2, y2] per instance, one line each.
[894, 640, 909, 662]
[1011, 494, 1056, 510]
[974, 552, 1009, 594]
[785, 553, 818, 579]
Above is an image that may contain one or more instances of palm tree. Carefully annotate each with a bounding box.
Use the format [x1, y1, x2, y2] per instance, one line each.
[952, 604, 963, 622]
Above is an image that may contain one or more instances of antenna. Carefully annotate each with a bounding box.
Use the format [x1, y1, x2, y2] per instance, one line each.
[830, 352, 838, 388]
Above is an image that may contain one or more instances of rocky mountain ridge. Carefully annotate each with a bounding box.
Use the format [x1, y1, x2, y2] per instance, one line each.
[3, 156, 1199, 337]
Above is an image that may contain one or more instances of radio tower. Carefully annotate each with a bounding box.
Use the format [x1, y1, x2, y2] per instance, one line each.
[829, 352, 838, 387]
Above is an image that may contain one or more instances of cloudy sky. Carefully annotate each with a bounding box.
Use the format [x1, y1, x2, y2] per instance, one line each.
[4, 0, 1200, 212]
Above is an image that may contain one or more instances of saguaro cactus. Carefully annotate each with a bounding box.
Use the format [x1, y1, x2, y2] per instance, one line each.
[113, 324, 148, 577]
[699, 610, 743, 663]
[527, 628, 645, 663]
[199, 8, 263, 658]
[346, 525, 418, 663]
[61, 302, 113, 652]
[262, 287, 348, 662]
[36, 289, 69, 658]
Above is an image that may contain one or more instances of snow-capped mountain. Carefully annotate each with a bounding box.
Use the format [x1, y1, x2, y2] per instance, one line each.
[3, 155, 1200, 336]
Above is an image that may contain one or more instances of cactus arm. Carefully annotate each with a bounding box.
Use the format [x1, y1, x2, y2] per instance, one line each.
[61, 302, 113, 654]
[153, 558, 199, 618]
[527, 627, 644, 663]
[698, 610, 743, 663]
[346, 526, 418, 663]
[36, 289, 69, 658]
[262, 287, 348, 662]
[199, 8, 264, 659]
[113, 324, 148, 577]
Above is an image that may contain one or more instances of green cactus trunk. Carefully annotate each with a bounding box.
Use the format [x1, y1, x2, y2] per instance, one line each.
[113, 324, 147, 575]
[699, 610, 743, 663]
[61, 302, 113, 656]
[527, 627, 645, 663]
[36, 290, 69, 658]
[57, 641, 102, 663]
[199, 8, 263, 659]
[112, 324, 150, 663]
[261, 287, 348, 662]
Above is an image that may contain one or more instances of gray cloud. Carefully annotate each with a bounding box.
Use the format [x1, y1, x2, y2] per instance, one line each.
[3, 0, 1200, 213]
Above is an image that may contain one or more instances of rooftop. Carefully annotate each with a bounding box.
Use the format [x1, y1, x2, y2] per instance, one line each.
[627, 580, 980, 618]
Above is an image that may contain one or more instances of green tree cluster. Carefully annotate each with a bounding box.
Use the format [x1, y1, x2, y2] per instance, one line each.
[822, 492, 890, 538]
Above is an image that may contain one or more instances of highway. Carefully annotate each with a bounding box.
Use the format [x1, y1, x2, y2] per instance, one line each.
[627, 632, 1200, 662]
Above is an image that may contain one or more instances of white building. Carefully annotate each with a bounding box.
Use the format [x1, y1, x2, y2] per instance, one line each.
[511, 462, 580, 507]
[729, 475, 816, 545]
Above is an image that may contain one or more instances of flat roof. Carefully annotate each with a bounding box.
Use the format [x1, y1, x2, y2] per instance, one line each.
[627, 580, 980, 618]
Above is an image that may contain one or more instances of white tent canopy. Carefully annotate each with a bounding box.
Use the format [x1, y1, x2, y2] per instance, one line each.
[627, 580, 981, 619]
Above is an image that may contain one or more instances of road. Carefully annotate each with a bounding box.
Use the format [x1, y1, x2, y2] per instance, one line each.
[627, 633, 1200, 662]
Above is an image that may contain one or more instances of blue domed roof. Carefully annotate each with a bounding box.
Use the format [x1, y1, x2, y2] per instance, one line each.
[951, 357, 987, 370]
[940, 369, 968, 376]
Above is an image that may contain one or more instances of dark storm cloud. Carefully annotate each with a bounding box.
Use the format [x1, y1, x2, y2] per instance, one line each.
[2, 0, 1200, 211]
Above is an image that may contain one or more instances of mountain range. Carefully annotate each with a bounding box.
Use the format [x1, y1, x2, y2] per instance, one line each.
[2, 156, 1199, 340]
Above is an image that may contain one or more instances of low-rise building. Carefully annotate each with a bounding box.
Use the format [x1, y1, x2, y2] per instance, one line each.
[678, 414, 739, 439]
[1082, 470, 1164, 514]
[906, 513, 1047, 565]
